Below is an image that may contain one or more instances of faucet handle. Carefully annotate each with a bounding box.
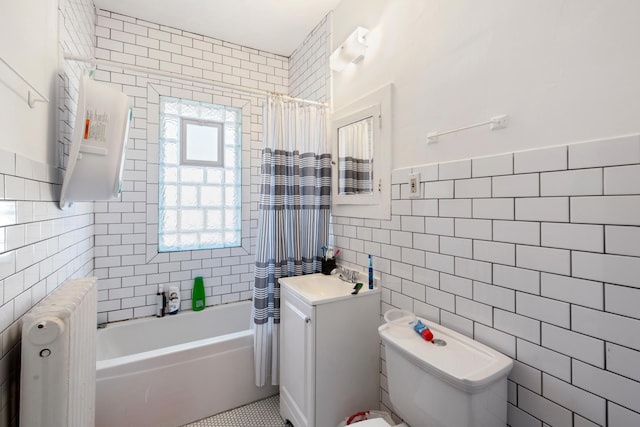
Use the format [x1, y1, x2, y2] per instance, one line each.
[350, 270, 359, 283]
[336, 267, 356, 283]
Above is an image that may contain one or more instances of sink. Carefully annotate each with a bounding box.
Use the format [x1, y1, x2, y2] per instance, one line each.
[279, 273, 379, 305]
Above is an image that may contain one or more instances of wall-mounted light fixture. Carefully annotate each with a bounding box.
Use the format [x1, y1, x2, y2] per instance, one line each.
[329, 27, 369, 72]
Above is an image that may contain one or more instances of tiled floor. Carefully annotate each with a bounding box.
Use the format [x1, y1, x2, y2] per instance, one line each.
[183, 394, 288, 427]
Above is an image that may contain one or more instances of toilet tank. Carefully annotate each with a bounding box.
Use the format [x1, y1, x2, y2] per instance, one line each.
[379, 318, 513, 427]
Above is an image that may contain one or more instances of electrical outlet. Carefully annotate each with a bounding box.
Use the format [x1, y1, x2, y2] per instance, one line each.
[408, 172, 421, 198]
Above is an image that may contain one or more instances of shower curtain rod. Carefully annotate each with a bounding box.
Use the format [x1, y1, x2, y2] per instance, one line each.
[63, 54, 329, 107]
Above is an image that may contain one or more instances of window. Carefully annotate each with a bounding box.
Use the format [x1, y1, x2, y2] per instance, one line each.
[181, 119, 224, 167]
[158, 97, 242, 252]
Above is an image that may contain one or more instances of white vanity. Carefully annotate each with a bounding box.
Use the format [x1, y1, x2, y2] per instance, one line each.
[279, 273, 381, 427]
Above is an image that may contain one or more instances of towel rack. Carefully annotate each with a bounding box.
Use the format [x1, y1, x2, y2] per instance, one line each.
[426, 114, 509, 143]
[0, 56, 49, 108]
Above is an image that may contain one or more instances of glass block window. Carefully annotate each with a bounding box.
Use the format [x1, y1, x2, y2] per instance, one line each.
[159, 97, 242, 252]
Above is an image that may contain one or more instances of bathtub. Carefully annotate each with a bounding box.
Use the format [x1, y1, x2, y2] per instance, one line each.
[95, 300, 278, 427]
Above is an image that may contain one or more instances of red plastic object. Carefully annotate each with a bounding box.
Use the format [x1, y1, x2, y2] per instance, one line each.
[347, 411, 370, 424]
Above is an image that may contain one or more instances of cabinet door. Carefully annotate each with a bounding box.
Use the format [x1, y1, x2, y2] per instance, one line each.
[280, 293, 315, 427]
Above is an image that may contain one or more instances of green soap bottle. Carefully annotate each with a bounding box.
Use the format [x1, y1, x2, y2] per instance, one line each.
[192, 276, 206, 311]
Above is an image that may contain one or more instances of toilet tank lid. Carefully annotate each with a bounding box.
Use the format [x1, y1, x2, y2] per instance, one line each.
[379, 319, 513, 393]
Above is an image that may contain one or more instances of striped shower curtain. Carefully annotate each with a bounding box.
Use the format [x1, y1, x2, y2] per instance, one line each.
[338, 116, 373, 194]
[252, 96, 330, 386]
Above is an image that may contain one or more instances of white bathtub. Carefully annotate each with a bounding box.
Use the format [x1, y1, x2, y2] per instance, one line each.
[95, 300, 277, 427]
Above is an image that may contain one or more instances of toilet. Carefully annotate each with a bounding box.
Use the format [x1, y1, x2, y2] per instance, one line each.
[358, 312, 513, 427]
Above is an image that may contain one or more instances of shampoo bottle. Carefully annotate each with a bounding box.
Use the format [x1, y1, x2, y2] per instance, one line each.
[368, 254, 374, 289]
[156, 284, 166, 317]
[168, 286, 180, 315]
[192, 276, 206, 311]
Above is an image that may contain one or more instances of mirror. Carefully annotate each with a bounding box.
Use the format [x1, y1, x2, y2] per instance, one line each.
[331, 84, 392, 220]
[337, 116, 374, 195]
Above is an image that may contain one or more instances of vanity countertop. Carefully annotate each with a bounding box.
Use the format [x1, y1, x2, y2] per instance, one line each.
[279, 273, 380, 305]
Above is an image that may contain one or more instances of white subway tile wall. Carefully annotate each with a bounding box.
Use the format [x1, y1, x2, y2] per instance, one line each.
[58, 0, 95, 170]
[91, 10, 295, 323]
[0, 157, 94, 423]
[332, 134, 640, 426]
[288, 14, 330, 103]
[0, 1, 96, 426]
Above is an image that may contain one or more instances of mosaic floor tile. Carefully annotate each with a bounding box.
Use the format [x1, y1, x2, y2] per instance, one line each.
[183, 394, 287, 427]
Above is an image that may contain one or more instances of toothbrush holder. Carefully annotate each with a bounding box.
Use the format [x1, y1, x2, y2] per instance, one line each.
[321, 258, 336, 275]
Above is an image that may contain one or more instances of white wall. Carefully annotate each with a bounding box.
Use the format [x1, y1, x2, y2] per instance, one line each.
[328, 1, 640, 425]
[0, 1, 95, 425]
[332, 0, 640, 168]
[0, 0, 59, 165]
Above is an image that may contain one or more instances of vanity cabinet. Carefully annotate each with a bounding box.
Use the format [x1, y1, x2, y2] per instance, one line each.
[279, 275, 380, 427]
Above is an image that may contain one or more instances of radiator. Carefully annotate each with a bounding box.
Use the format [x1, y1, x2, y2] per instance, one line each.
[19, 277, 98, 427]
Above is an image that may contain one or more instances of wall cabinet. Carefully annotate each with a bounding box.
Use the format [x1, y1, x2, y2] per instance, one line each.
[279, 277, 380, 427]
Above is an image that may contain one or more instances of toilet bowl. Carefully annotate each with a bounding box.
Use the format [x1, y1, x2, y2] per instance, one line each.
[355, 420, 408, 427]
[355, 419, 406, 427]
[370, 312, 513, 427]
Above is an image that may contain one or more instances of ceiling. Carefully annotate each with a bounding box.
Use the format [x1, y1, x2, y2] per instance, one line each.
[93, 0, 341, 57]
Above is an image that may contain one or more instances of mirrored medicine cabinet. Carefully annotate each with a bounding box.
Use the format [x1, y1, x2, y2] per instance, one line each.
[331, 84, 392, 220]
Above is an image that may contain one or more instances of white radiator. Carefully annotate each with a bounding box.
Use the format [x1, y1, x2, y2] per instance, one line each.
[19, 277, 98, 427]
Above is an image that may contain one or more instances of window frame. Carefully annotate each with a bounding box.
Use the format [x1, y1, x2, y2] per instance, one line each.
[157, 96, 243, 253]
[180, 118, 225, 168]
[145, 84, 253, 264]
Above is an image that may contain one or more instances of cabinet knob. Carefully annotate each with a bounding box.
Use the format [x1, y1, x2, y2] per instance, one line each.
[305, 317, 311, 323]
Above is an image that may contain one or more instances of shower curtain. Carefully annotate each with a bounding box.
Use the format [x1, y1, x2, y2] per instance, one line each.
[252, 96, 330, 386]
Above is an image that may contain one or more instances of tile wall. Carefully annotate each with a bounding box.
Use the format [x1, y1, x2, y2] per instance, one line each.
[0, 151, 94, 426]
[58, 0, 96, 169]
[0, 1, 96, 425]
[16, 4, 639, 426]
[92, 10, 290, 322]
[288, 14, 331, 103]
[331, 134, 640, 426]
